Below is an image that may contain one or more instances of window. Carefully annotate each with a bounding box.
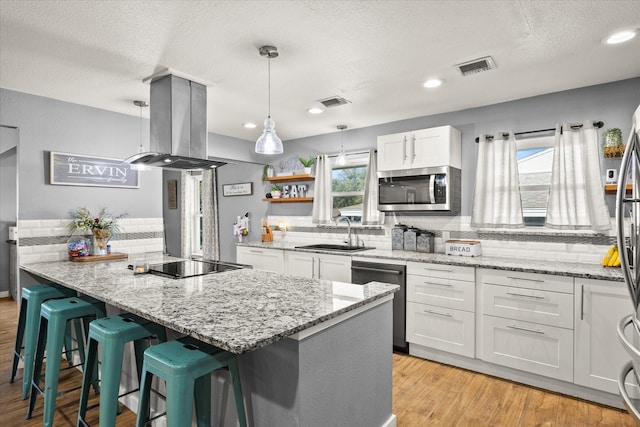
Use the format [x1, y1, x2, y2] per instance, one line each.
[332, 153, 369, 223]
[516, 136, 554, 226]
[191, 174, 203, 255]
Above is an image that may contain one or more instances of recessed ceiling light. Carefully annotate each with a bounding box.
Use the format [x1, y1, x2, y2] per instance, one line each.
[604, 30, 637, 44]
[243, 122, 257, 129]
[423, 79, 443, 88]
[307, 107, 324, 114]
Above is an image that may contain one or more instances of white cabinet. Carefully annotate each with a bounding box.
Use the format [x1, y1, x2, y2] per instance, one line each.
[236, 246, 284, 274]
[477, 268, 574, 382]
[284, 251, 351, 282]
[574, 278, 638, 395]
[406, 262, 475, 357]
[377, 125, 461, 171]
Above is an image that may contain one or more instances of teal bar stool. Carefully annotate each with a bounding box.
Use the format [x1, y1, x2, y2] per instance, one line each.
[136, 336, 247, 427]
[27, 296, 106, 427]
[10, 283, 78, 400]
[77, 314, 167, 427]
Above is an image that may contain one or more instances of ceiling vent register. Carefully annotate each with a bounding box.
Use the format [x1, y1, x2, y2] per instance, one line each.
[318, 96, 352, 108]
[456, 56, 497, 76]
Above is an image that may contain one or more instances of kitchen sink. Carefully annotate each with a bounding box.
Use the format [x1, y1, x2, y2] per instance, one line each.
[294, 244, 374, 253]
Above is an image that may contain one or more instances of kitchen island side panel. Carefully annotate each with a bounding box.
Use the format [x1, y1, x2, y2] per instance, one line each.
[239, 300, 394, 427]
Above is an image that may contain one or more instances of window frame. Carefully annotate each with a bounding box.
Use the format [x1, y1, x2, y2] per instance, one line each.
[331, 153, 369, 223]
[191, 174, 203, 256]
[516, 135, 555, 227]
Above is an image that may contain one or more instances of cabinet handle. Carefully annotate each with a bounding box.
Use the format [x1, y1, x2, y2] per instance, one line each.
[580, 284, 584, 321]
[428, 267, 453, 273]
[312, 258, 315, 278]
[506, 325, 545, 335]
[403, 136, 408, 161]
[427, 281, 453, 287]
[424, 309, 452, 318]
[317, 258, 321, 279]
[411, 135, 416, 160]
[352, 266, 402, 275]
[249, 249, 263, 254]
[506, 276, 544, 283]
[505, 292, 545, 300]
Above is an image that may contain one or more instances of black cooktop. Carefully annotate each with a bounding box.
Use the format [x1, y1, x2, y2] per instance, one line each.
[147, 259, 246, 279]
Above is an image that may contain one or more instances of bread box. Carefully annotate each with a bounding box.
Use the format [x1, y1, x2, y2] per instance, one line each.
[445, 239, 482, 257]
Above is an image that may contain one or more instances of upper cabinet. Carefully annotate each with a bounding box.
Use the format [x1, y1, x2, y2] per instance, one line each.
[377, 125, 461, 172]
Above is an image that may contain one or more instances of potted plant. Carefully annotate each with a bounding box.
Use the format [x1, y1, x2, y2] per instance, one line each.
[68, 207, 125, 256]
[603, 128, 624, 158]
[270, 184, 282, 199]
[299, 156, 315, 175]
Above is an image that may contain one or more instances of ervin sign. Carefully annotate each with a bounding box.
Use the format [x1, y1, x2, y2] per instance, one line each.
[50, 152, 139, 189]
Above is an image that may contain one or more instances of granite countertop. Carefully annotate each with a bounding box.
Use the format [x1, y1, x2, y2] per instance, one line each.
[238, 241, 625, 282]
[20, 255, 398, 354]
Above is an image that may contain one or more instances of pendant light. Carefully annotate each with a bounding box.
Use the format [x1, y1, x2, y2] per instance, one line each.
[336, 125, 347, 165]
[255, 45, 283, 155]
[133, 100, 149, 170]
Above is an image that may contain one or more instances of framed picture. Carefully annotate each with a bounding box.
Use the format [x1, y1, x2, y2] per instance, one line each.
[50, 151, 139, 188]
[222, 182, 253, 196]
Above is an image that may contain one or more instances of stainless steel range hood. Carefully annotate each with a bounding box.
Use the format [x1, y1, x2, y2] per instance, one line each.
[125, 74, 225, 170]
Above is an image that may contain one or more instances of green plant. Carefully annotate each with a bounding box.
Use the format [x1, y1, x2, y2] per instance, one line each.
[299, 156, 315, 167]
[68, 207, 126, 234]
[262, 164, 270, 182]
[602, 128, 622, 146]
[271, 184, 282, 192]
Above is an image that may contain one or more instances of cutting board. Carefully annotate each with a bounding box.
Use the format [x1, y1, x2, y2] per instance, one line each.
[70, 252, 127, 262]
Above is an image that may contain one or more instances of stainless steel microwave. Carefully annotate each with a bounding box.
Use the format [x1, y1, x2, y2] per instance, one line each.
[377, 166, 461, 212]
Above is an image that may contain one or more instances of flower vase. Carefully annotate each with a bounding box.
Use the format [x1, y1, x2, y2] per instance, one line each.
[92, 229, 111, 256]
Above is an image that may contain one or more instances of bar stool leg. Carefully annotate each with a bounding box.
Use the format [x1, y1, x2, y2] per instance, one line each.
[166, 377, 196, 427]
[27, 317, 48, 419]
[194, 375, 212, 427]
[136, 367, 153, 427]
[42, 314, 68, 427]
[98, 339, 126, 427]
[77, 333, 99, 425]
[10, 299, 28, 384]
[227, 358, 248, 427]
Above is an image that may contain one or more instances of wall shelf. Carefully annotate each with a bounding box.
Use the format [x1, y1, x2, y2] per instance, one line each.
[262, 197, 313, 203]
[265, 174, 314, 183]
[604, 184, 632, 195]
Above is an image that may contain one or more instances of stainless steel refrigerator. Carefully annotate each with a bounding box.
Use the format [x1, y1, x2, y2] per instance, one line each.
[615, 104, 640, 424]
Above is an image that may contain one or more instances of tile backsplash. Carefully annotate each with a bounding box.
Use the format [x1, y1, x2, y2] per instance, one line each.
[267, 215, 619, 264]
[17, 218, 164, 264]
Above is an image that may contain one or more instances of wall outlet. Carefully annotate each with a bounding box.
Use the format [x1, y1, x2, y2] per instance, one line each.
[606, 169, 618, 184]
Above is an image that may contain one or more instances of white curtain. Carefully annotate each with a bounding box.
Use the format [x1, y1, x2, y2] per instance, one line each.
[312, 154, 333, 224]
[180, 171, 195, 258]
[201, 169, 219, 260]
[546, 122, 610, 230]
[471, 132, 524, 228]
[362, 150, 385, 225]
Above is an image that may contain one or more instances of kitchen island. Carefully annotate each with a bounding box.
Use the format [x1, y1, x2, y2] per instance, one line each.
[20, 254, 399, 427]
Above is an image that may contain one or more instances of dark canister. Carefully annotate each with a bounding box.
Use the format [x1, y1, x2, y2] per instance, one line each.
[417, 231, 435, 253]
[403, 227, 420, 251]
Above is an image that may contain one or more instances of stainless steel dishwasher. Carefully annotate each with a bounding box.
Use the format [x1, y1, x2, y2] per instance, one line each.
[351, 260, 407, 353]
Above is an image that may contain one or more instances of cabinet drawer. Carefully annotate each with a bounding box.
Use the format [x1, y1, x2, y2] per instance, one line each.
[478, 268, 573, 294]
[482, 283, 573, 329]
[406, 301, 475, 358]
[407, 274, 475, 312]
[407, 261, 474, 282]
[480, 315, 573, 382]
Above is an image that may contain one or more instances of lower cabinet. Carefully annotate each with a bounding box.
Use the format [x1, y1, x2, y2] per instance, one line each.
[406, 301, 475, 358]
[236, 246, 285, 273]
[284, 251, 351, 282]
[477, 268, 574, 383]
[480, 315, 574, 382]
[574, 278, 637, 395]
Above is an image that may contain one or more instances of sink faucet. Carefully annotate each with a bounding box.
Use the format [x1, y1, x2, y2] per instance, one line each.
[335, 216, 352, 246]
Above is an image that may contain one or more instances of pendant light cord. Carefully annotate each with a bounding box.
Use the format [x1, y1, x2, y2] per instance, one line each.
[267, 56, 271, 118]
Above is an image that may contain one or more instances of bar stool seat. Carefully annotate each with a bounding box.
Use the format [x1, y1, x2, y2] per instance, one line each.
[136, 336, 247, 427]
[27, 296, 106, 427]
[10, 283, 77, 400]
[77, 313, 167, 427]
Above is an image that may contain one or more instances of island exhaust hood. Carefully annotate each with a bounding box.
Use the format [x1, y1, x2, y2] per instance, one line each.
[125, 74, 225, 170]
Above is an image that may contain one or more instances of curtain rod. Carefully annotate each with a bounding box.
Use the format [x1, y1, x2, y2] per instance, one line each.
[474, 121, 604, 143]
[326, 149, 371, 158]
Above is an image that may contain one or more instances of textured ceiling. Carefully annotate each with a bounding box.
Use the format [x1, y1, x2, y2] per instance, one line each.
[1, 0, 639, 143]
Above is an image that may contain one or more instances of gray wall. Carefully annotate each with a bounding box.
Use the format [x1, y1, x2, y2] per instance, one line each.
[0, 127, 18, 294]
[0, 88, 163, 220]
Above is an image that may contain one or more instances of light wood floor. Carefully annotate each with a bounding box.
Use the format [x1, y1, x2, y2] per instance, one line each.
[0, 297, 635, 426]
